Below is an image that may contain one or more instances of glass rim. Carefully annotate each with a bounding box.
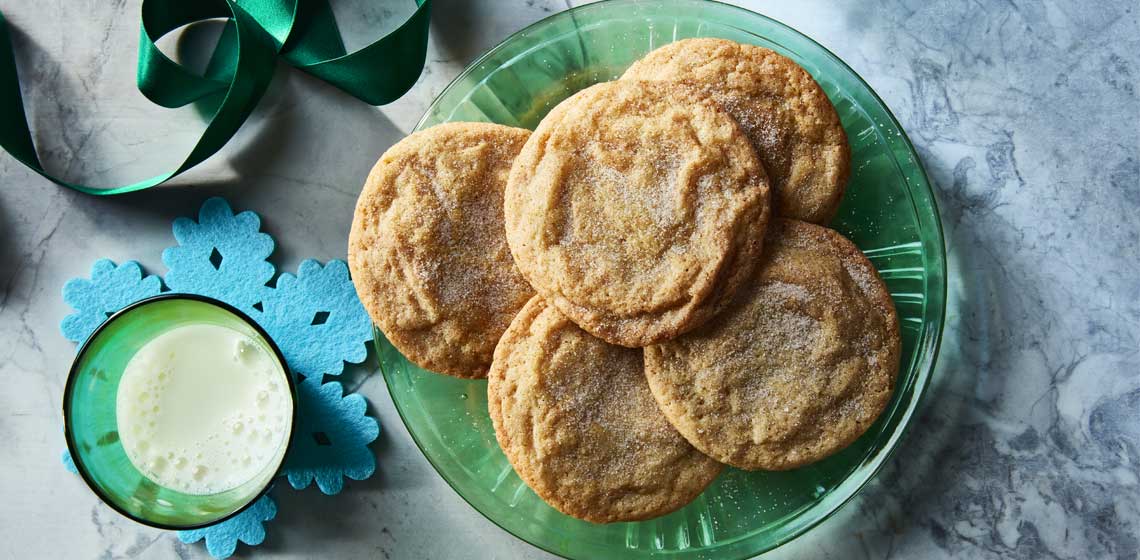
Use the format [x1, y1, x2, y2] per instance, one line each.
[62, 292, 299, 531]
[402, 0, 949, 557]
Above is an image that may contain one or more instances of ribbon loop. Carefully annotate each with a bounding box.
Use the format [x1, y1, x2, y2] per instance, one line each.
[294, 1, 432, 106]
[137, 1, 235, 108]
[0, 0, 431, 195]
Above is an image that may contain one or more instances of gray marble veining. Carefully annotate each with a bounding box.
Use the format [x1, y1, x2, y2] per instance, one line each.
[1, 0, 1137, 558]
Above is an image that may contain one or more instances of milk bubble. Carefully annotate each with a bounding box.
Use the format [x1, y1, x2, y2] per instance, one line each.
[116, 324, 293, 495]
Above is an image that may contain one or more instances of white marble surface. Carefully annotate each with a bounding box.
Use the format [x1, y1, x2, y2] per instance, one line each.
[2, 0, 1138, 558]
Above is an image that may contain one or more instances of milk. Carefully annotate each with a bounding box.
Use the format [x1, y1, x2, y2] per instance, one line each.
[116, 323, 292, 495]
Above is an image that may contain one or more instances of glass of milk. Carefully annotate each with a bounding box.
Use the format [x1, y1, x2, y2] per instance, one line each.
[63, 294, 296, 529]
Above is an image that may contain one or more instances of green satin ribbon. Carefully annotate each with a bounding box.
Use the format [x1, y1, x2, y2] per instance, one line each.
[0, 0, 430, 195]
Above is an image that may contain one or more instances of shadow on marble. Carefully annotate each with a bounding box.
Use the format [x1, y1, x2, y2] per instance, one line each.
[56, 65, 406, 263]
[430, 0, 483, 65]
[7, 11, 407, 249]
[0, 197, 18, 276]
[802, 148, 1015, 556]
[762, 151, 987, 560]
[338, 346, 380, 394]
[259, 460, 409, 554]
[5, 24, 81, 171]
[428, 0, 562, 68]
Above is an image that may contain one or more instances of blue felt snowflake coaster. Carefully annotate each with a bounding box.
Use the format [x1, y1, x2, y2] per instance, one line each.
[60, 260, 162, 343]
[162, 197, 275, 315]
[285, 376, 380, 495]
[62, 450, 77, 474]
[258, 260, 372, 379]
[178, 495, 277, 558]
[59, 197, 379, 559]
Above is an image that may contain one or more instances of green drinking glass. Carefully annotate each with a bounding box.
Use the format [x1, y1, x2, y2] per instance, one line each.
[63, 294, 297, 530]
[380, 0, 947, 558]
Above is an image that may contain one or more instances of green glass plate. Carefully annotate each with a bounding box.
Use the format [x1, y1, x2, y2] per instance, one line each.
[377, 1, 946, 558]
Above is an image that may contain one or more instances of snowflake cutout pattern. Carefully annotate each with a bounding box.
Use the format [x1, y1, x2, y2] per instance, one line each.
[162, 197, 275, 315]
[60, 260, 162, 343]
[285, 376, 380, 495]
[259, 260, 372, 378]
[59, 197, 379, 559]
[178, 495, 277, 559]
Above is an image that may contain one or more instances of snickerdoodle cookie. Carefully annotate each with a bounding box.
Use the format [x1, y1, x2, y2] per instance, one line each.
[644, 220, 900, 470]
[488, 297, 722, 523]
[348, 122, 535, 378]
[504, 80, 771, 348]
[623, 38, 850, 224]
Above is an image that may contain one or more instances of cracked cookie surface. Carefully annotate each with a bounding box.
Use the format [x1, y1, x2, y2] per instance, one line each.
[349, 122, 535, 378]
[645, 220, 900, 470]
[488, 296, 722, 523]
[624, 38, 849, 224]
[505, 80, 771, 347]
